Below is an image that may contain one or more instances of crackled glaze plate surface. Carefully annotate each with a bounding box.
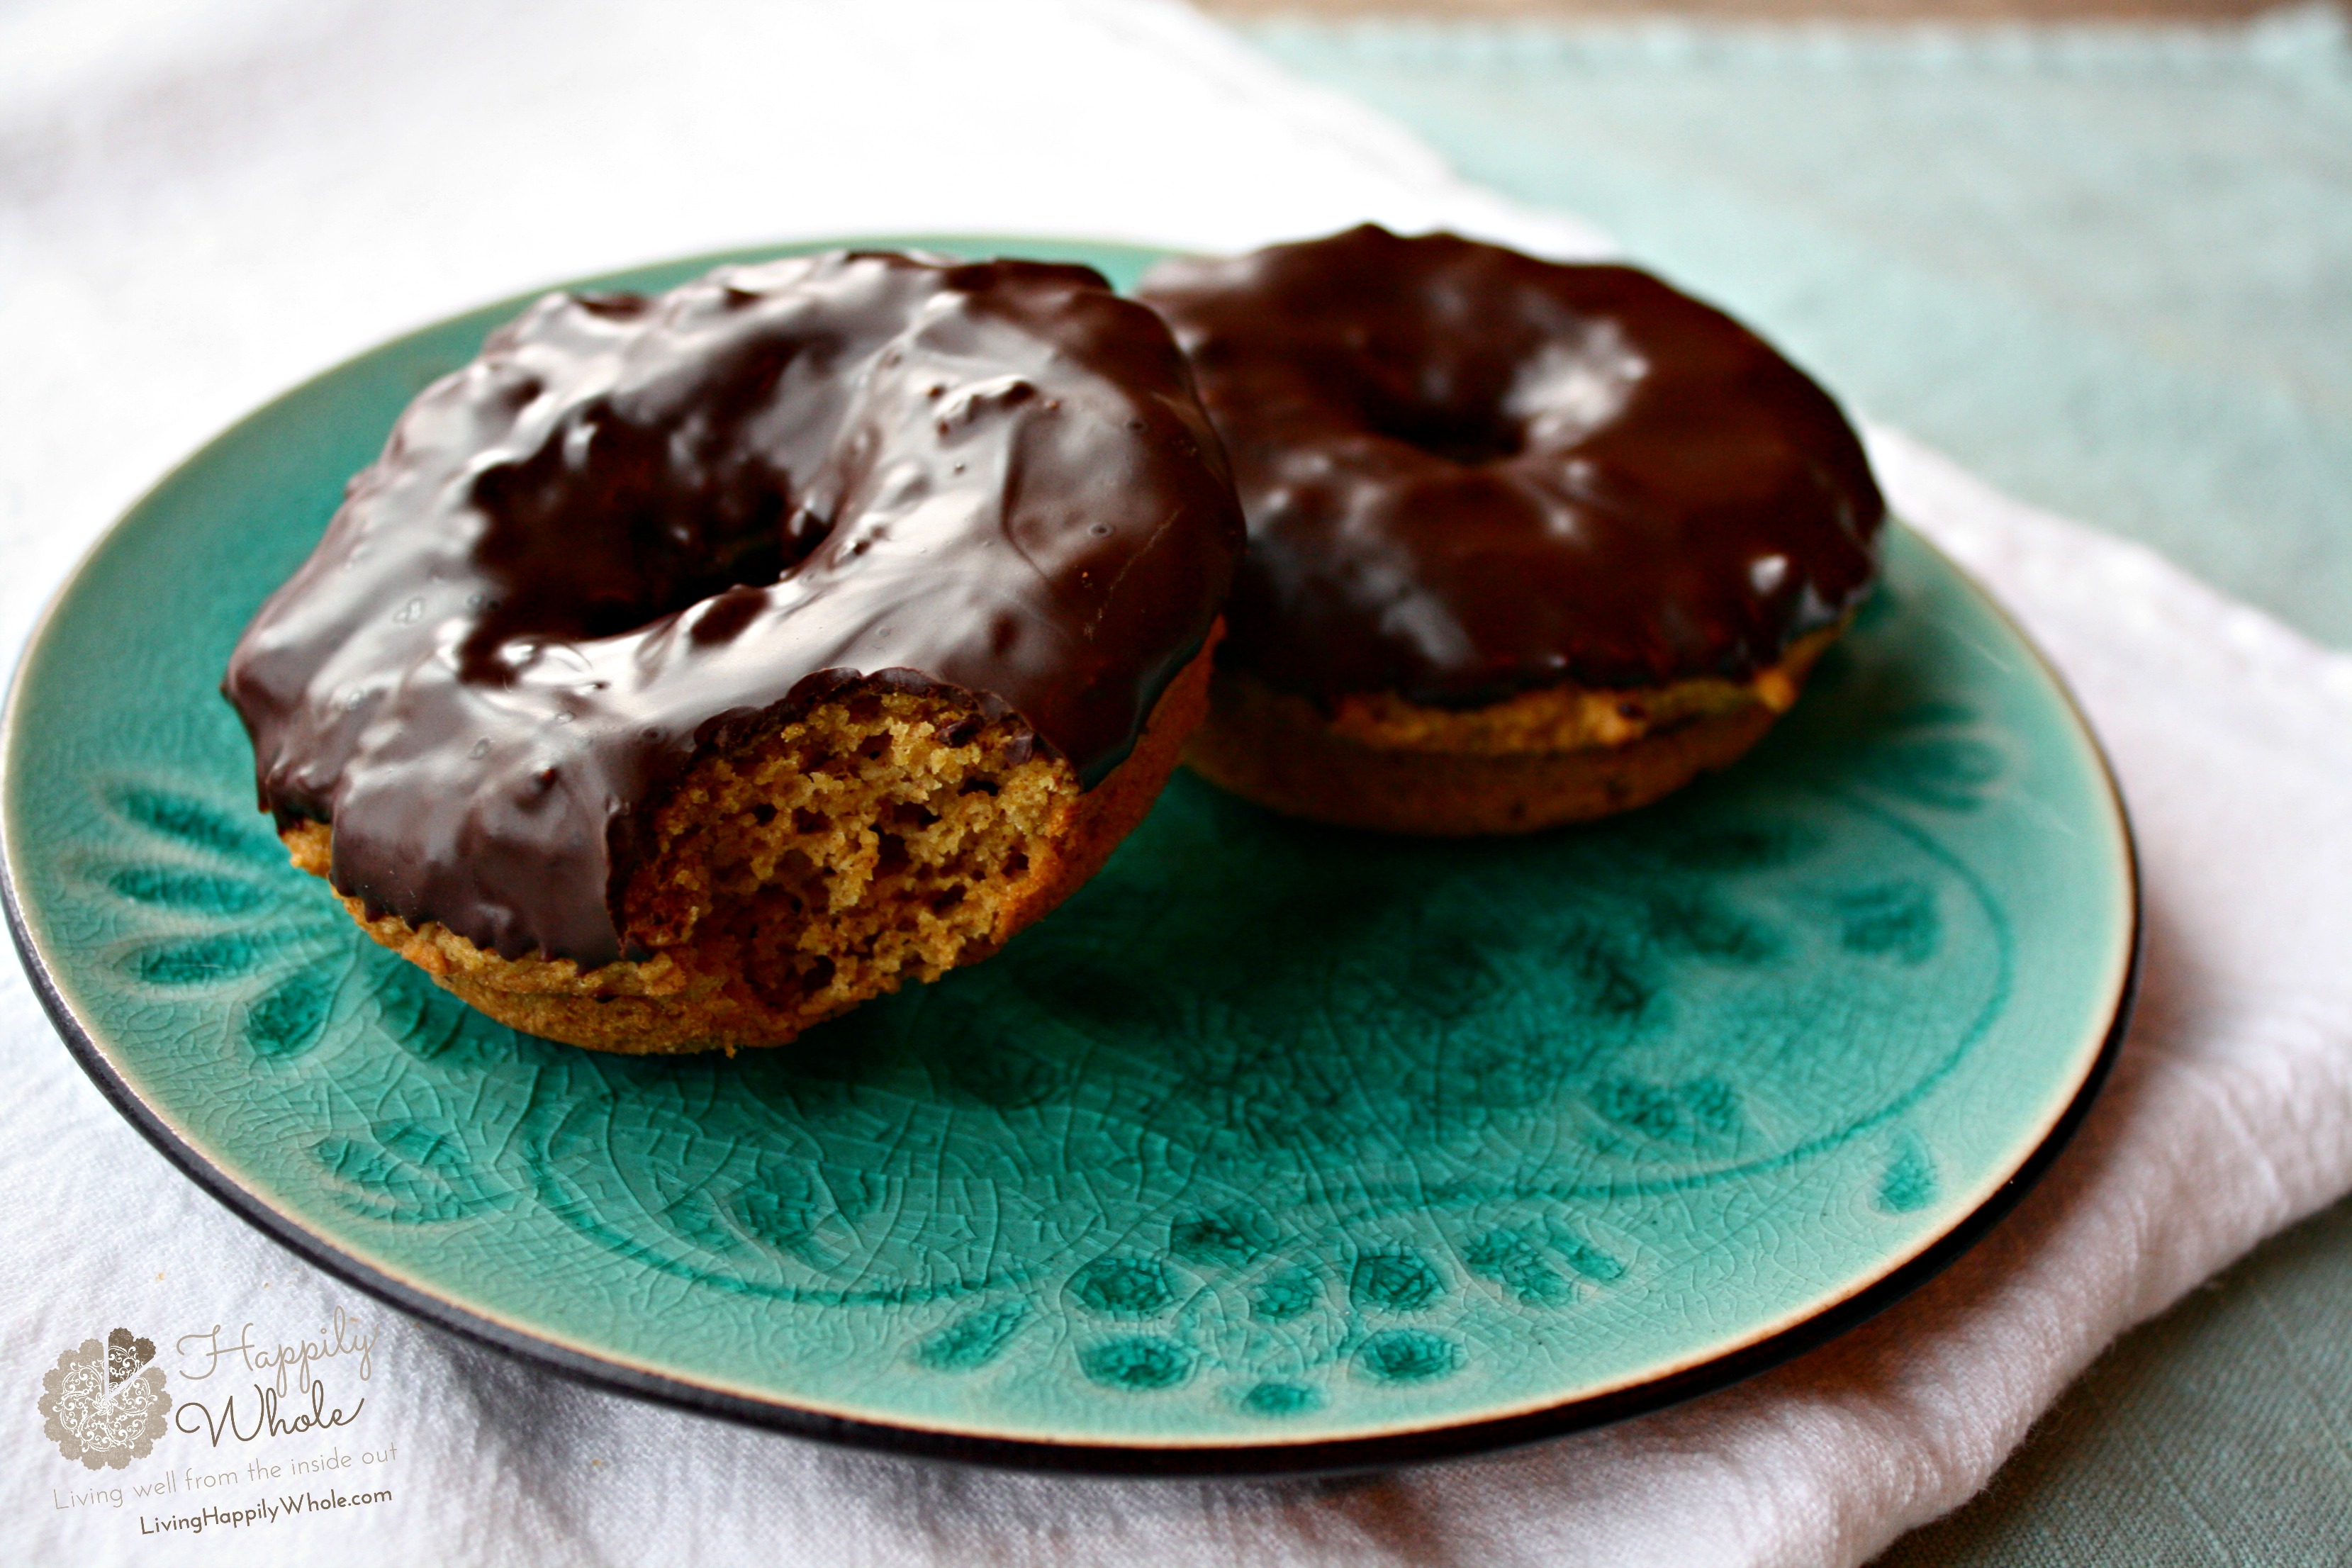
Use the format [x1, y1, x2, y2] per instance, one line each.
[3, 237, 2135, 1473]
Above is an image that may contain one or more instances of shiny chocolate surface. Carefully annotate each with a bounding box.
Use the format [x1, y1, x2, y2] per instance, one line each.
[1138, 226, 1882, 707]
[225, 252, 1243, 965]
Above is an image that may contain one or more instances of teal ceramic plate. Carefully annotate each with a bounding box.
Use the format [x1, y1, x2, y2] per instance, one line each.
[4, 237, 2135, 1475]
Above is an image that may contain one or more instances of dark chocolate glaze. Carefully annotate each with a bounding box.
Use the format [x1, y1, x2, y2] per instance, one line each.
[1137, 226, 1883, 707]
[225, 252, 1243, 966]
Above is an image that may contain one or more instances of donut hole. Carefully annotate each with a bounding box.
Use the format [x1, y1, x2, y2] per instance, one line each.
[615, 685, 1080, 1040]
[1358, 388, 1525, 469]
[462, 417, 812, 654]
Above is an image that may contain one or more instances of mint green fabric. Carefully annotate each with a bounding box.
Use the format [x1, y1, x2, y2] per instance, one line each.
[1249, 6, 2352, 651]
[1245, 11, 2352, 1562]
[1883, 1200, 2352, 1564]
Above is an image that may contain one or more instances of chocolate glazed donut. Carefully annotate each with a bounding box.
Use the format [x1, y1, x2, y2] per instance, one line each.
[226, 252, 1243, 1052]
[1137, 225, 1884, 834]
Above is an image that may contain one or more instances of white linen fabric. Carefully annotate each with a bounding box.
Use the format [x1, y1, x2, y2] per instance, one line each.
[3, 2, 2348, 1563]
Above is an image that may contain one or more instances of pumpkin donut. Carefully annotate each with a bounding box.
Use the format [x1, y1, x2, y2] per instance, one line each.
[1138, 225, 1884, 834]
[226, 252, 1243, 1053]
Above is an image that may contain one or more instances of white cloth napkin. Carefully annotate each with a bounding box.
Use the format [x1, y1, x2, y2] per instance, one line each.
[4, 2, 2349, 1564]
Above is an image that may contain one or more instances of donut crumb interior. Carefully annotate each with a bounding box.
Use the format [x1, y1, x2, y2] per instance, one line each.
[295, 686, 1087, 1053]
[620, 688, 1080, 1037]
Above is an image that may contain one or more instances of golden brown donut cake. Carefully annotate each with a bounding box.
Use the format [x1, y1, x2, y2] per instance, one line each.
[1138, 226, 1884, 836]
[276, 649, 1214, 1054]
[225, 253, 1244, 1053]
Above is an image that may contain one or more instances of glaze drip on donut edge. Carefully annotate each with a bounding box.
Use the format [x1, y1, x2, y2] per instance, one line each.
[225, 252, 1245, 967]
[1136, 225, 1885, 710]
